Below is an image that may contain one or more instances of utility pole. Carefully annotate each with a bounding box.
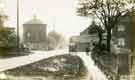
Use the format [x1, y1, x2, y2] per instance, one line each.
[53, 23, 55, 31]
[17, 0, 20, 51]
[53, 17, 56, 31]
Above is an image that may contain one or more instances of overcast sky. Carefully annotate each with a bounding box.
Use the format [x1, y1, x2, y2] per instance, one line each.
[2, 0, 91, 37]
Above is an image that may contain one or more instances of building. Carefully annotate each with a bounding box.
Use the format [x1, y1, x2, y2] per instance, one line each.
[23, 15, 48, 50]
[69, 14, 134, 79]
[102, 12, 135, 79]
[69, 21, 99, 52]
[69, 35, 98, 52]
[130, 11, 135, 80]
[112, 14, 133, 51]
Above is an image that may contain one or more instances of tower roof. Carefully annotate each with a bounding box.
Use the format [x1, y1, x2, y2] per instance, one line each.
[24, 15, 45, 24]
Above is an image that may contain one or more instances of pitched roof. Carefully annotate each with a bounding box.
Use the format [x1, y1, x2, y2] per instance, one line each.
[80, 21, 104, 35]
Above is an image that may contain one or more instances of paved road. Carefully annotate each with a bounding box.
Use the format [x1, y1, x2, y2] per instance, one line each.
[0, 49, 68, 72]
[0, 49, 107, 80]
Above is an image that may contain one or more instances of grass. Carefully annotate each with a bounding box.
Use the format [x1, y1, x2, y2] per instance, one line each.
[4, 54, 88, 80]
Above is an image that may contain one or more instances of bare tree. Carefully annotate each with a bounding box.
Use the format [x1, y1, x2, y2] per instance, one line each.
[77, 0, 135, 52]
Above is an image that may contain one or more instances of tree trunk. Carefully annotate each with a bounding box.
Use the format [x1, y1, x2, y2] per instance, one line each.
[107, 30, 111, 52]
[98, 33, 102, 45]
[115, 74, 120, 80]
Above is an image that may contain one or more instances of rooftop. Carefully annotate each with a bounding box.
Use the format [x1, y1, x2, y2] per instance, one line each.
[24, 15, 45, 24]
[70, 35, 98, 43]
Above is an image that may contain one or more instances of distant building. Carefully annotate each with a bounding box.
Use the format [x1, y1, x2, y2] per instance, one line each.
[69, 35, 98, 52]
[23, 15, 48, 50]
[69, 21, 99, 52]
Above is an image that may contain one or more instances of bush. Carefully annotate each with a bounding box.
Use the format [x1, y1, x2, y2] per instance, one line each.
[91, 42, 117, 80]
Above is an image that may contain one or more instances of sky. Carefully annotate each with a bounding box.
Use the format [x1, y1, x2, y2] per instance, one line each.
[1, 0, 92, 37]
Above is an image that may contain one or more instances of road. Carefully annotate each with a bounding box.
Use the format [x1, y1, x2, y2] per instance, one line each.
[0, 49, 107, 80]
[74, 52, 107, 80]
[0, 49, 68, 72]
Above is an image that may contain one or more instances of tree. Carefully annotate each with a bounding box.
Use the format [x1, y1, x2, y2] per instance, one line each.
[77, 0, 135, 52]
[88, 21, 105, 45]
[47, 35, 57, 50]
[0, 14, 17, 56]
[47, 31, 66, 50]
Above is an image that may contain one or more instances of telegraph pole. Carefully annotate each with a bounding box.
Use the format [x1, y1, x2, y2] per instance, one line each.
[53, 17, 56, 31]
[17, 0, 20, 51]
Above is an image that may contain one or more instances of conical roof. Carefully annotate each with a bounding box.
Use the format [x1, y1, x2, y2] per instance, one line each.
[24, 15, 44, 24]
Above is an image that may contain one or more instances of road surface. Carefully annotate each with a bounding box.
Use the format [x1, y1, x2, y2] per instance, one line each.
[0, 49, 107, 80]
[0, 49, 68, 72]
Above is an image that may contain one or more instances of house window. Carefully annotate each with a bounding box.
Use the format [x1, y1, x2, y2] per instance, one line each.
[118, 24, 125, 31]
[27, 32, 31, 38]
[118, 38, 125, 46]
